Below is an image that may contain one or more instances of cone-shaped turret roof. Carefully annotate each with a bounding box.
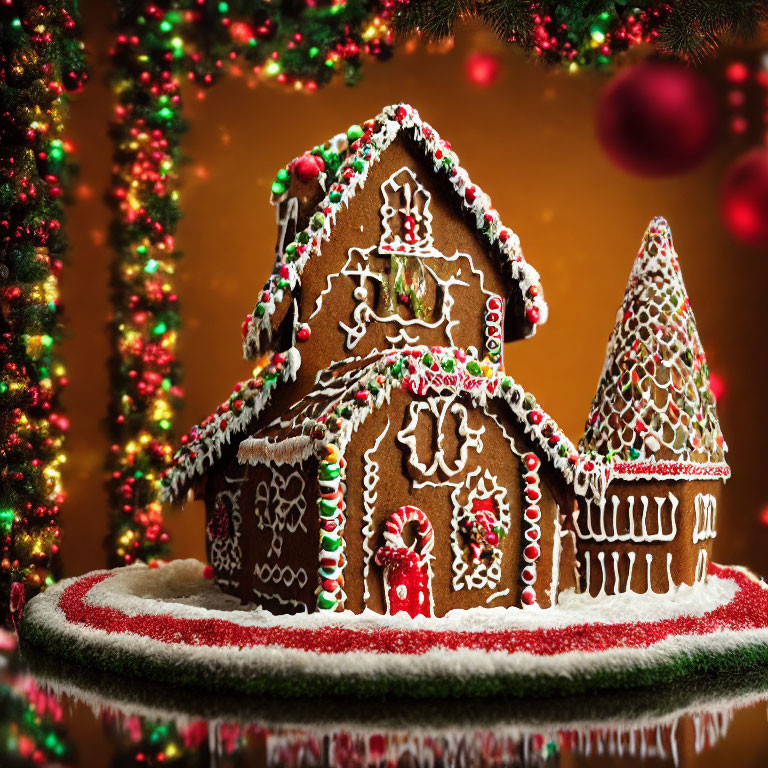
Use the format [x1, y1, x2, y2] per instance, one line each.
[580, 217, 726, 465]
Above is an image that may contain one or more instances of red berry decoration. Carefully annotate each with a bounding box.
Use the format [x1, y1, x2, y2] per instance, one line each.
[597, 62, 717, 177]
[294, 153, 325, 183]
[720, 148, 768, 248]
[465, 50, 500, 88]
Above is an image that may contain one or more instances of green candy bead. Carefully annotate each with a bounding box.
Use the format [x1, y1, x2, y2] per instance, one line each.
[317, 592, 337, 610]
[347, 124, 364, 141]
[319, 462, 341, 480]
[319, 498, 338, 517]
[466, 360, 482, 376]
[321, 534, 341, 551]
[441, 358, 455, 373]
[276, 168, 290, 183]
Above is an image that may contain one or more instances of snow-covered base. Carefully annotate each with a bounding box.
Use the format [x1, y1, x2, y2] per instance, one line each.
[20, 559, 768, 699]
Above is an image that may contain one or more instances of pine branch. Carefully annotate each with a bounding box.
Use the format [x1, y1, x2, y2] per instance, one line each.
[477, 0, 533, 47]
[660, 0, 768, 59]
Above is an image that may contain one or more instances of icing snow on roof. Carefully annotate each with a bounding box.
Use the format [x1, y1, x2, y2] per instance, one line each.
[238, 346, 607, 503]
[160, 348, 300, 502]
[580, 217, 727, 471]
[242, 103, 549, 360]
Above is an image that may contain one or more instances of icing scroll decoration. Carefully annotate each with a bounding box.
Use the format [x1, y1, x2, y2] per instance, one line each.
[253, 470, 307, 561]
[309, 166, 499, 353]
[450, 467, 510, 591]
[397, 395, 484, 482]
[208, 470, 247, 587]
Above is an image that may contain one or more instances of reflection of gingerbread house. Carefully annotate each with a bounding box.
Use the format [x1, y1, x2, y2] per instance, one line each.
[162, 105, 728, 620]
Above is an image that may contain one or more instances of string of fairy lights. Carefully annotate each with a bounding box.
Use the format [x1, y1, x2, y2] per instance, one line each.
[106, 0, 394, 565]
[0, 0, 86, 622]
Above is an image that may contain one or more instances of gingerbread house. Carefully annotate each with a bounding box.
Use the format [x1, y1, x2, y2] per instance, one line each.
[576, 218, 728, 596]
[228, 349, 603, 615]
[161, 105, 727, 620]
[161, 103, 547, 505]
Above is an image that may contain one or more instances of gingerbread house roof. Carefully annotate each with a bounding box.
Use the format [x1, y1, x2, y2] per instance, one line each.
[160, 348, 300, 502]
[238, 346, 607, 503]
[241, 103, 549, 361]
[580, 217, 728, 478]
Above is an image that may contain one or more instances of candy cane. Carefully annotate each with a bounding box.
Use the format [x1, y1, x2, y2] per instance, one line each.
[382, 505, 434, 561]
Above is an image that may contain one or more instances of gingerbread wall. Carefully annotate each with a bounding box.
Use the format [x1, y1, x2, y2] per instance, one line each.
[205, 452, 320, 612]
[339, 387, 570, 616]
[573, 478, 721, 596]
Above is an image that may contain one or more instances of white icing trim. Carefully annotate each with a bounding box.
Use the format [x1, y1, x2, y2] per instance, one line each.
[574, 493, 679, 544]
[693, 493, 717, 544]
[361, 418, 390, 602]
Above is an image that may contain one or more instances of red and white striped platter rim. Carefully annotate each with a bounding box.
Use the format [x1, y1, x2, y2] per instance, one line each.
[19, 559, 768, 698]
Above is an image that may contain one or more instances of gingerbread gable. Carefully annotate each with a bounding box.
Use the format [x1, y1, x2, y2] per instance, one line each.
[238, 347, 605, 504]
[241, 104, 548, 363]
[580, 217, 728, 480]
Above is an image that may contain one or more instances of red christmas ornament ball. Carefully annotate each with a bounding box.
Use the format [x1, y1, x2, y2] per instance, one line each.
[597, 61, 717, 177]
[293, 153, 325, 183]
[465, 51, 500, 89]
[720, 148, 768, 248]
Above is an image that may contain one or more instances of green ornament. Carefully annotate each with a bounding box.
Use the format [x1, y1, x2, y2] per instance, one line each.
[0, 509, 14, 535]
[629, 447, 641, 459]
[329, 190, 342, 203]
[347, 124, 364, 141]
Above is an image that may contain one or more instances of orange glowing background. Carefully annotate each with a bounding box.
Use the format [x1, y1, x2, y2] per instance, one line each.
[60, 0, 768, 582]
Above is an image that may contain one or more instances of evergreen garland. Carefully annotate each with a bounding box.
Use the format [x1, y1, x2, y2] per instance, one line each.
[0, 0, 86, 624]
[106, 0, 394, 566]
[394, 1, 768, 67]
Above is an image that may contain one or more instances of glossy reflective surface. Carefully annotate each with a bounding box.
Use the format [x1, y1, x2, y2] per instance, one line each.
[3, 630, 768, 767]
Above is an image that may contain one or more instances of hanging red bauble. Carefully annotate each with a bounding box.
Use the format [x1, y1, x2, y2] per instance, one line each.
[464, 51, 500, 89]
[720, 147, 768, 248]
[597, 61, 718, 177]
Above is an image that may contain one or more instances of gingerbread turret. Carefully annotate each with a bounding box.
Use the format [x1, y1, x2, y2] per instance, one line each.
[581, 216, 726, 464]
[574, 218, 729, 598]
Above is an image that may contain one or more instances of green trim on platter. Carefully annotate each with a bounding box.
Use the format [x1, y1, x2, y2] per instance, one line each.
[20, 614, 768, 700]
